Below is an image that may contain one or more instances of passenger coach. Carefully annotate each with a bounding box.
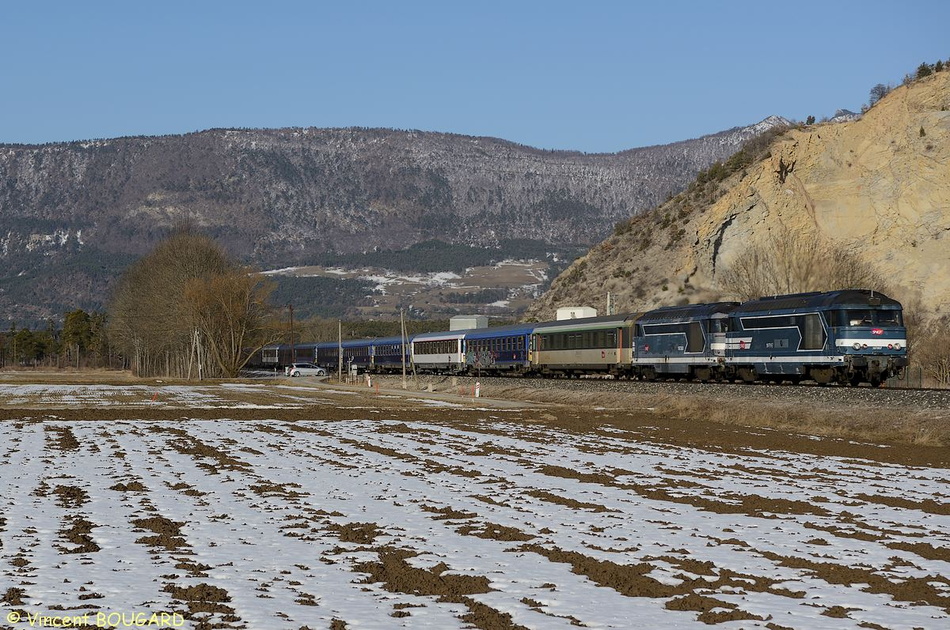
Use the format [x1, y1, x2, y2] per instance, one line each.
[411, 330, 468, 374]
[464, 323, 534, 375]
[368, 335, 412, 374]
[531, 314, 637, 377]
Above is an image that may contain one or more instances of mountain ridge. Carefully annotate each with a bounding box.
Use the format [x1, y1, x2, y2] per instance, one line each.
[0, 118, 788, 323]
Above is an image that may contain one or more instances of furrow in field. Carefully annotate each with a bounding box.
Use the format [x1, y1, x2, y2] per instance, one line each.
[4, 416, 949, 629]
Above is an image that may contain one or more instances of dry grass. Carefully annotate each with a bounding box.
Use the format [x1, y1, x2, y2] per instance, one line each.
[387, 376, 950, 449]
[657, 396, 950, 448]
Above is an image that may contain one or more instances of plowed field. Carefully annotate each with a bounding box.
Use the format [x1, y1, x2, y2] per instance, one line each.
[1, 376, 948, 629]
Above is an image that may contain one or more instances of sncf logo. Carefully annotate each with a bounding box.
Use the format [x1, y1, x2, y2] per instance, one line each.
[871, 328, 884, 335]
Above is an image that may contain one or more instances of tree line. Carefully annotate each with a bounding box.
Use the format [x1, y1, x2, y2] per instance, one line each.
[1, 229, 278, 377]
[0, 310, 114, 369]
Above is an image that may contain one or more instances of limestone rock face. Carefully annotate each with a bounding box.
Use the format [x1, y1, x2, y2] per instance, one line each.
[529, 71, 950, 320]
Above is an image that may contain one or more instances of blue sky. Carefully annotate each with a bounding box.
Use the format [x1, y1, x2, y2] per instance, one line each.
[2, 1, 947, 153]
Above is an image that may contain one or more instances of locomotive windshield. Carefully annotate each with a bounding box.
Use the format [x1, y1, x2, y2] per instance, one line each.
[832, 309, 903, 327]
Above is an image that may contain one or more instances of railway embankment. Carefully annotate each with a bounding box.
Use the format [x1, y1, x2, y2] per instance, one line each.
[358, 373, 950, 451]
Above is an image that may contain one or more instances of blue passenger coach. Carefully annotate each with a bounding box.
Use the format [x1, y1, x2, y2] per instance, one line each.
[369, 335, 412, 374]
[464, 323, 535, 374]
[342, 339, 373, 373]
[725, 290, 907, 385]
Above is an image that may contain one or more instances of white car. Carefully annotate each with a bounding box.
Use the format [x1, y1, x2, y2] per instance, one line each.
[285, 363, 327, 377]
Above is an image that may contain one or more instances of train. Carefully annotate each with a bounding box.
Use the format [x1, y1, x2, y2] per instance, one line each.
[254, 289, 908, 386]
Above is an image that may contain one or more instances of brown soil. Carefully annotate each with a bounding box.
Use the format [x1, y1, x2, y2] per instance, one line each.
[52, 484, 89, 509]
[59, 516, 101, 554]
[353, 548, 527, 629]
[132, 515, 189, 550]
[2, 586, 26, 605]
[109, 481, 148, 492]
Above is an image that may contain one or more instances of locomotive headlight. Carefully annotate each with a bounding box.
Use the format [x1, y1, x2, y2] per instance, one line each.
[852, 342, 861, 350]
[894, 343, 902, 350]
[862, 343, 868, 349]
[888, 344, 894, 350]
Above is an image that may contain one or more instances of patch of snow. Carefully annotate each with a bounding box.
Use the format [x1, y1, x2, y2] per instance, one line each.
[1, 393, 948, 628]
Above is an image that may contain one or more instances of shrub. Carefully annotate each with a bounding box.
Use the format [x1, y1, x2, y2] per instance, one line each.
[915, 316, 950, 387]
[717, 225, 885, 301]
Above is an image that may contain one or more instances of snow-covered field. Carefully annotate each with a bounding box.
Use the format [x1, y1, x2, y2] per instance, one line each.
[1, 383, 949, 629]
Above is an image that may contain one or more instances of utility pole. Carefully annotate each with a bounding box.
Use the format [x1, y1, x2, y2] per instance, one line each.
[337, 320, 343, 383]
[288, 304, 295, 363]
[400, 309, 407, 390]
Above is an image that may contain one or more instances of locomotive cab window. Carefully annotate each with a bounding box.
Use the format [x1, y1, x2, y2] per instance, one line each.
[845, 309, 873, 326]
[876, 310, 903, 326]
[831, 309, 902, 327]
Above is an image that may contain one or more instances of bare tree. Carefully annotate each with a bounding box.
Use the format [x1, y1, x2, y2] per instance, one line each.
[718, 225, 885, 301]
[869, 83, 891, 107]
[914, 315, 950, 387]
[184, 273, 277, 377]
[108, 228, 277, 378]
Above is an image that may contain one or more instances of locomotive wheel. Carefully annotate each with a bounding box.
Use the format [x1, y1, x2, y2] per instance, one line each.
[809, 367, 835, 385]
[737, 367, 756, 383]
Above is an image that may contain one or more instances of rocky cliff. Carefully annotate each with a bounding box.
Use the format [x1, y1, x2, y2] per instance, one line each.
[528, 71, 950, 320]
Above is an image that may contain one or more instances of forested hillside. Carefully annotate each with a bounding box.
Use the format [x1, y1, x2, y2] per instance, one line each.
[0, 120, 786, 323]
